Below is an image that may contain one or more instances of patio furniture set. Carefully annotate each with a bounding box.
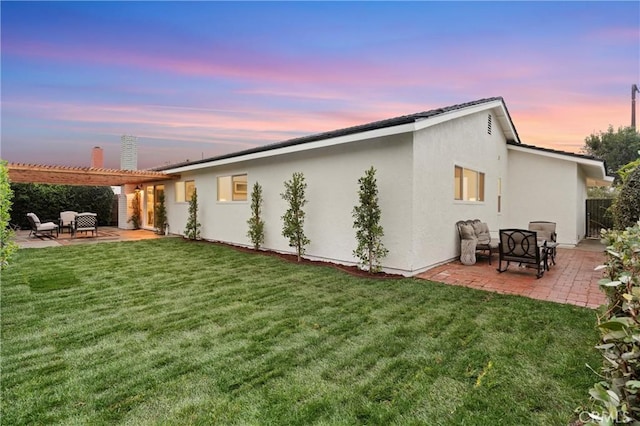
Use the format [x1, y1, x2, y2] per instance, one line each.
[27, 211, 98, 239]
[456, 219, 558, 279]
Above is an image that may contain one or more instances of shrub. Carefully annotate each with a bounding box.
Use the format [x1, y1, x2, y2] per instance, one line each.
[11, 183, 114, 228]
[247, 181, 265, 250]
[184, 188, 201, 240]
[155, 191, 168, 234]
[281, 172, 309, 262]
[612, 165, 640, 230]
[0, 160, 18, 269]
[352, 167, 388, 273]
[129, 190, 142, 230]
[581, 222, 640, 424]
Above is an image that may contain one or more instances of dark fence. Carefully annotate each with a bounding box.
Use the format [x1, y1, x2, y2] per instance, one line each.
[586, 198, 614, 238]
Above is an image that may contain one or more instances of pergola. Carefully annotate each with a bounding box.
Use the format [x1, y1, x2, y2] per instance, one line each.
[7, 163, 179, 186]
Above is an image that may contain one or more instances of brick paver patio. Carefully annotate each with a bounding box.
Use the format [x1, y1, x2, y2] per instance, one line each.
[417, 240, 607, 309]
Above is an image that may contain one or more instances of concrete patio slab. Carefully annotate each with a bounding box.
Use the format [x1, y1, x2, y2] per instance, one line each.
[14, 227, 164, 248]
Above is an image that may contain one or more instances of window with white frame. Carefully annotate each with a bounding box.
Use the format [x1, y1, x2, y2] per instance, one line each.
[454, 166, 485, 202]
[175, 180, 195, 202]
[217, 174, 247, 202]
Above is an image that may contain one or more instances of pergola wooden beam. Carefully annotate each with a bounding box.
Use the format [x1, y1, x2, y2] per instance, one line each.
[8, 163, 179, 186]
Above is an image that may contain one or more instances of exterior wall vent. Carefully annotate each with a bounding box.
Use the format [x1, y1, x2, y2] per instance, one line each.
[487, 114, 493, 135]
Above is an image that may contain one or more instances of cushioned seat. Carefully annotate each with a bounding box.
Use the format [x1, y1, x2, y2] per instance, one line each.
[26, 213, 59, 238]
[497, 229, 548, 278]
[59, 211, 78, 234]
[73, 212, 98, 237]
[528, 221, 558, 266]
[456, 219, 498, 265]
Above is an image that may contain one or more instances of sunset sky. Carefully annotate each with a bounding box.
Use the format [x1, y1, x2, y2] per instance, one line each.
[1, 1, 638, 170]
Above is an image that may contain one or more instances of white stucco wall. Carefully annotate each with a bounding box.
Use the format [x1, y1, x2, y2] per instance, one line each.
[505, 149, 581, 245]
[575, 167, 588, 242]
[411, 110, 508, 272]
[161, 134, 416, 274]
[147, 101, 605, 274]
[161, 169, 210, 237]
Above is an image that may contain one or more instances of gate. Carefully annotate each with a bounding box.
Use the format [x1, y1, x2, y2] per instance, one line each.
[586, 198, 613, 238]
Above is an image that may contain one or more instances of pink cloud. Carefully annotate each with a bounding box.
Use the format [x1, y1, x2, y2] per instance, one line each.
[510, 97, 630, 153]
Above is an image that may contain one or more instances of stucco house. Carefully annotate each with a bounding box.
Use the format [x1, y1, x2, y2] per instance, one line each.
[131, 97, 612, 276]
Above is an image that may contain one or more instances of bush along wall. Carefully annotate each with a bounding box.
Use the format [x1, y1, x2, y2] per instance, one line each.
[11, 183, 114, 228]
[581, 222, 640, 424]
[612, 165, 640, 230]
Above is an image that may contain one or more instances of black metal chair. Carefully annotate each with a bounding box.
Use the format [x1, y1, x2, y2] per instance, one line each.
[497, 229, 548, 278]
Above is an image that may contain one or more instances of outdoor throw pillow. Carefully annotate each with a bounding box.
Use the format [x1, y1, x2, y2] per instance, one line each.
[459, 223, 476, 240]
[473, 221, 491, 243]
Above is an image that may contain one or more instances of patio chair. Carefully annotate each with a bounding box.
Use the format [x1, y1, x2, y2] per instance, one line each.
[72, 212, 98, 237]
[26, 213, 59, 238]
[497, 229, 548, 279]
[456, 219, 499, 265]
[59, 211, 78, 234]
[528, 221, 558, 266]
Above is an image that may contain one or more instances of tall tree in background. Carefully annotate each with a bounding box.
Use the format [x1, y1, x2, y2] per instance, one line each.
[352, 167, 388, 273]
[583, 126, 640, 180]
[247, 181, 265, 250]
[281, 172, 309, 262]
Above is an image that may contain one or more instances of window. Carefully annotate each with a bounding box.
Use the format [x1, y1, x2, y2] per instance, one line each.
[497, 178, 502, 213]
[217, 174, 247, 202]
[454, 166, 485, 202]
[185, 181, 195, 201]
[175, 180, 195, 202]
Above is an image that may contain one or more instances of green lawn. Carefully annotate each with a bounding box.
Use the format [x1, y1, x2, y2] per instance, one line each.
[2, 239, 600, 425]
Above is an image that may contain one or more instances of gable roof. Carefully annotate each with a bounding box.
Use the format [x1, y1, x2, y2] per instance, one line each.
[156, 97, 518, 172]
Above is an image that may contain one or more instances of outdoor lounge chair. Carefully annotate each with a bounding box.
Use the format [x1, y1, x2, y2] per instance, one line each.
[456, 219, 499, 265]
[72, 212, 98, 237]
[59, 211, 78, 234]
[26, 213, 59, 238]
[497, 229, 548, 279]
[528, 221, 558, 266]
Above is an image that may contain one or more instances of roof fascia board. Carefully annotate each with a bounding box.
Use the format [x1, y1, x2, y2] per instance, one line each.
[164, 122, 417, 173]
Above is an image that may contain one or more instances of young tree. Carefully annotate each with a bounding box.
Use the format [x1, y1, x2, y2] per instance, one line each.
[155, 191, 168, 235]
[129, 190, 141, 229]
[582, 126, 640, 180]
[0, 160, 18, 269]
[184, 187, 201, 240]
[352, 166, 388, 273]
[247, 181, 265, 249]
[281, 172, 309, 261]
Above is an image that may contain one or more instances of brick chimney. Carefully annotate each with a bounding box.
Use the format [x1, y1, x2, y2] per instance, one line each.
[91, 146, 104, 168]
